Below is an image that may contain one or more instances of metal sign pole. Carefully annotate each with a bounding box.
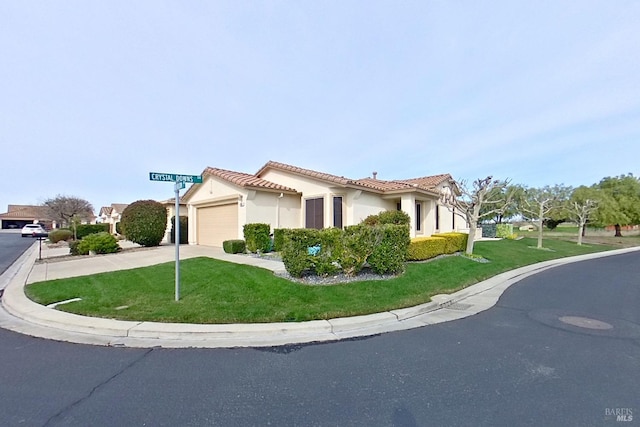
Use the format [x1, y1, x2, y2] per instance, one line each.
[174, 182, 181, 301]
[149, 172, 201, 302]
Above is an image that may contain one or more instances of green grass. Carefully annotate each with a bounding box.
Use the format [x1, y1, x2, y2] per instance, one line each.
[25, 238, 617, 324]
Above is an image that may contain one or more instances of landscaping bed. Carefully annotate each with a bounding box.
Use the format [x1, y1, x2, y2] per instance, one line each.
[24, 238, 621, 324]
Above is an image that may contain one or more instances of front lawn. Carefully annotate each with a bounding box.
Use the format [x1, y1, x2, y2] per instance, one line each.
[25, 238, 617, 323]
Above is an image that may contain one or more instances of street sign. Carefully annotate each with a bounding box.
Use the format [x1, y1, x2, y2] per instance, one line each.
[148, 171, 203, 302]
[149, 172, 203, 183]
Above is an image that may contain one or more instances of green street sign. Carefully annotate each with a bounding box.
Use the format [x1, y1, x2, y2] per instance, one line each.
[149, 172, 203, 184]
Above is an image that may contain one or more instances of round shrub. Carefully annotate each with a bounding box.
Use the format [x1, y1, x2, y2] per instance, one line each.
[77, 232, 120, 255]
[48, 229, 73, 243]
[75, 223, 110, 239]
[68, 240, 84, 256]
[120, 200, 167, 247]
[377, 210, 411, 226]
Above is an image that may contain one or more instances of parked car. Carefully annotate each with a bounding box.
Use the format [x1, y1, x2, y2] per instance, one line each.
[21, 224, 48, 237]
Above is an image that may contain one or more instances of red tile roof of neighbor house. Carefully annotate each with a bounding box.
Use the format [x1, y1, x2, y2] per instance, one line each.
[0, 205, 50, 219]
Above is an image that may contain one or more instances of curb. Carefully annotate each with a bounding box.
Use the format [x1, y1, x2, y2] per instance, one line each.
[1, 245, 639, 348]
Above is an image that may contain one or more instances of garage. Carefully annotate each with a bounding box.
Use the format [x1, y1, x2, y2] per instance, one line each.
[196, 203, 238, 247]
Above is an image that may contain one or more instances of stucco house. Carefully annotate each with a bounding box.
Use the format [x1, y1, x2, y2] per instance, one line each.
[97, 203, 129, 234]
[182, 161, 470, 247]
[0, 205, 55, 230]
[159, 197, 187, 243]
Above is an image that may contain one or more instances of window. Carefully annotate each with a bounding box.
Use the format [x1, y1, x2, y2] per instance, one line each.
[305, 198, 324, 229]
[333, 196, 343, 228]
[416, 202, 422, 232]
[435, 204, 440, 230]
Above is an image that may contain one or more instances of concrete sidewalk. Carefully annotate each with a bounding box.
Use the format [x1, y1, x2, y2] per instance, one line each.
[1, 240, 639, 348]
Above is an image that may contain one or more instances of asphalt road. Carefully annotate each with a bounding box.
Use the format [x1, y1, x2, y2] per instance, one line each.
[0, 232, 37, 277]
[0, 239, 638, 426]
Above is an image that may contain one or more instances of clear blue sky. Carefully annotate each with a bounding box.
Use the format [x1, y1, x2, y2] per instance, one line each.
[2, 1, 639, 214]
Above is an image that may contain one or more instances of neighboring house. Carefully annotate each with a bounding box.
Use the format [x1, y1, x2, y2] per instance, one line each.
[0, 205, 55, 230]
[182, 160, 469, 247]
[97, 204, 129, 234]
[159, 197, 187, 243]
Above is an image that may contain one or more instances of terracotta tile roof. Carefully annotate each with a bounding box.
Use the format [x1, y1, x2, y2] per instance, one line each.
[257, 161, 446, 195]
[395, 173, 452, 189]
[181, 161, 452, 201]
[0, 205, 51, 220]
[352, 178, 415, 192]
[204, 167, 298, 193]
[256, 161, 351, 185]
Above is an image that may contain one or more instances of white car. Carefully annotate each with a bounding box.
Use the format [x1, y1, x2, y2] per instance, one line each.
[21, 224, 48, 237]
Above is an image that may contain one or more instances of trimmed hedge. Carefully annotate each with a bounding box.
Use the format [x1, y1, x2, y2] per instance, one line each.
[339, 225, 376, 277]
[435, 232, 468, 254]
[496, 223, 514, 238]
[48, 229, 73, 243]
[314, 227, 342, 277]
[362, 210, 411, 227]
[223, 240, 246, 254]
[367, 224, 410, 275]
[281, 224, 409, 278]
[281, 229, 322, 278]
[407, 236, 447, 261]
[243, 223, 271, 253]
[273, 229, 285, 252]
[75, 223, 110, 240]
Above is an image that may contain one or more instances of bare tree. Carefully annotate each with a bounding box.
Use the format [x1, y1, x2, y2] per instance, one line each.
[569, 186, 601, 245]
[516, 185, 571, 249]
[440, 176, 511, 255]
[43, 195, 94, 239]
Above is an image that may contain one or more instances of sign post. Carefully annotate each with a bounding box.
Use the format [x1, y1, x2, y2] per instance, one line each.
[150, 172, 202, 301]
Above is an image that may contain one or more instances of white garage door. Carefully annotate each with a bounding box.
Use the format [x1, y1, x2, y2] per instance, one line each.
[197, 204, 238, 247]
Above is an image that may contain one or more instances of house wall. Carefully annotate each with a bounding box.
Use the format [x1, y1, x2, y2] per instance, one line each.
[187, 176, 247, 244]
[348, 191, 395, 225]
[245, 192, 301, 231]
[163, 203, 187, 243]
[260, 170, 350, 229]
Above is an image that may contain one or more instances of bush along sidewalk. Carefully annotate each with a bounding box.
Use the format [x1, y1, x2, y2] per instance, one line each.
[281, 212, 411, 278]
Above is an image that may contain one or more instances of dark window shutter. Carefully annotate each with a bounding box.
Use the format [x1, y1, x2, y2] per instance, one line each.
[305, 198, 324, 229]
[333, 196, 343, 229]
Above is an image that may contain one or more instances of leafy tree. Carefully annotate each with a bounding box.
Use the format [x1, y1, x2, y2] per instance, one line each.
[515, 184, 572, 249]
[42, 195, 94, 240]
[440, 176, 512, 255]
[595, 174, 640, 236]
[120, 200, 167, 247]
